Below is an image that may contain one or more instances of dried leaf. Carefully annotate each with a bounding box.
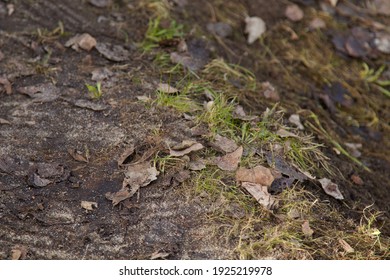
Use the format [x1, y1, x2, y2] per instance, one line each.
[236, 165, 274, 186]
[17, 83, 60, 102]
[244, 16, 266, 44]
[285, 4, 304, 22]
[288, 114, 304, 130]
[276, 128, 299, 138]
[157, 83, 179, 94]
[91, 67, 113, 81]
[68, 148, 89, 163]
[0, 118, 11, 125]
[81, 201, 98, 210]
[150, 251, 170, 260]
[241, 182, 276, 210]
[351, 174, 364, 185]
[302, 220, 314, 237]
[11, 245, 27, 260]
[117, 145, 135, 166]
[232, 105, 258, 121]
[105, 187, 132, 206]
[123, 162, 159, 188]
[170, 140, 204, 157]
[211, 134, 238, 153]
[65, 33, 97, 51]
[188, 159, 206, 171]
[217, 146, 243, 171]
[33, 173, 52, 187]
[269, 177, 295, 194]
[338, 239, 354, 253]
[96, 42, 129, 62]
[266, 153, 307, 181]
[0, 77, 12, 94]
[318, 178, 344, 200]
[73, 99, 108, 111]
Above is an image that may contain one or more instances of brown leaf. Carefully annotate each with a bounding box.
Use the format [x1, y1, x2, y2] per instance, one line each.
[105, 187, 132, 206]
[95, 42, 129, 62]
[351, 174, 364, 185]
[117, 145, 135, 166]
[65, 33, 97, 51]
[318, 178, 344, 200]
[0, 118, 11, 125]
[276, 128, 299, 138]
[170, 140, 204, 157]
[241, 182, 276, 210]
[302, 220, 314, 237]
[150, 251, 170, 260]
[210, 134, 238, 153]
[217, 146, 243, 171]
[236, 165, 274, 186]
[0, 77, 12, 94]
[338, 239, 354, 253]
[232, 105, 258, 121]
[188, 159, 206, 171]
[73, 99, 108, 111]
[68, 148, 89, 163]
[285, 4, 304, 22]
[11, 245, 28, 260]
[33, 173, 52, 187]
[157, 83, 179, 94]
[81, 201, 98, 210]
[123, 162, 159, 188]
[17, 83, 60, 102]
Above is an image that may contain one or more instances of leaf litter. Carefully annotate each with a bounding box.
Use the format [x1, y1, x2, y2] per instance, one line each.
[65, 33, 97, 51]
[318, 178, 344, 200]
[210, 134, 238, 153]
[236, 165, 275, 186]
[216, 146, 243, 171]
[244, 16, 266, 44]
[169, 140, 204, 157]
[302, 220, 314, 237]
[241, 182, 277, 210]
[81, 201, 98, 211]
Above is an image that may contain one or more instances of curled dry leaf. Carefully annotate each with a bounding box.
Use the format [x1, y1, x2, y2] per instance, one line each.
[73, 99, 108, 111]
[244, 16, 266, 44]
[105, 187, 132, 206]
[0, 77, 12, 94]
[11, 245, 28, 260]
[276, 128, 299, 138]
[81, 201, 98, 211]
[68, 148, 89, 163]
[236, 165, 274, 186]
[338, 239, 354, 253]
[157, 83, 179, 94]
[0, 118, 11, 125]
[318, 178, 344, 200]
[96, 42, 130, 62]
[188, 159, 206, 171]
[241, 182, 277, 210]
[288, 114, 304, 130]
[33, 173, 52, 187]
[211, 134, 238, 153]
[117, 145, 135, 166]
[285, 4, 304, 22]
[217, 146, 243, 171]
[170, 140, 204, 157]
[351, 174, 364, 185]
[123, 162, 159, 188]
[65, 33, 97, 51]
[302, 220, 314, 237]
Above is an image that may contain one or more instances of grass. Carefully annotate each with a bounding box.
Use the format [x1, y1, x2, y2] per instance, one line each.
[142, 17, 183, 52]
[138, 5, 390, 260]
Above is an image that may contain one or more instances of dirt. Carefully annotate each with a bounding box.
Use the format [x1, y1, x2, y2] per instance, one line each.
[0, 0, 389, 259]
